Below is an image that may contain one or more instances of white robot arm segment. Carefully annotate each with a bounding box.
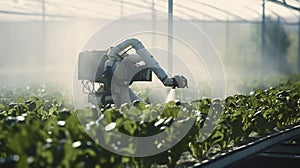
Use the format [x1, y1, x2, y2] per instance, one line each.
[106, 38, 187, 88]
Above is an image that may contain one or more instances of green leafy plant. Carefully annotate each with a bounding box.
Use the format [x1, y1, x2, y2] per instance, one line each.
[0, 76, 300, 167]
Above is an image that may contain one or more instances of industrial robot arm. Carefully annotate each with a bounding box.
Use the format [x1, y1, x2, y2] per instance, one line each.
[105, 38, 188, 88]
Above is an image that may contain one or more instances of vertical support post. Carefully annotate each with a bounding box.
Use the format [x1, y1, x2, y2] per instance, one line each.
[298, 16, 300, 72]
[152, 0, 156, 48]
[42, 0, 45, 23]
[120, 0, 123, 17]
[225, 18, 229, 65]
[225, 3, 229, 65]
[276, 17, 281, 73]
[168, 0, 173, 74]
[42, 0, 46, 73]
[261, 0, 266, 77]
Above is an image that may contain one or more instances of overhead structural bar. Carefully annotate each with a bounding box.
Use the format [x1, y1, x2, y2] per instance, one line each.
[174, 3, 220, 21]
[0, 10, 73, 18]
[270, 0, 300, 11]
[198, 1, 248, 21]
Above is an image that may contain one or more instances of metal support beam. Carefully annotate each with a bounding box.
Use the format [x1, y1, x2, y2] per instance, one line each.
[298, 17, 300, 72]
[0, 10, 72, 18]
[152, 0, 156, 48]
[225, 18, 229, 65]
[41, 0, 46, 73]
[270, 0, 300, 11]
[120, 0, 123, 17]
[261, 0, 266, 77]
[276, 17, 281, 72]
[193, 125, 300, 168]
[168, 0, 173, 74]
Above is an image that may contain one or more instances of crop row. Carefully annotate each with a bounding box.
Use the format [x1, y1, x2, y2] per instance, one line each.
[0, 78, 300, 167]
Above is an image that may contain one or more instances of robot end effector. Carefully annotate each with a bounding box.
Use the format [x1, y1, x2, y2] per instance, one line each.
[162, 75, 188, 89]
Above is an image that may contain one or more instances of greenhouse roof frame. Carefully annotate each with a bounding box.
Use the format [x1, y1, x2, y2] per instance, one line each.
[0, 0, 298, 23]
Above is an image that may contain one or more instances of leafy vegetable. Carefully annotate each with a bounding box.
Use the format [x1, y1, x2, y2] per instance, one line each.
[0, 76, 300, 167]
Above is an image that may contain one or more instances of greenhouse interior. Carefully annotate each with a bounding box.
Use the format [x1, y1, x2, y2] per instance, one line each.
[0, 0, 300, 168]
